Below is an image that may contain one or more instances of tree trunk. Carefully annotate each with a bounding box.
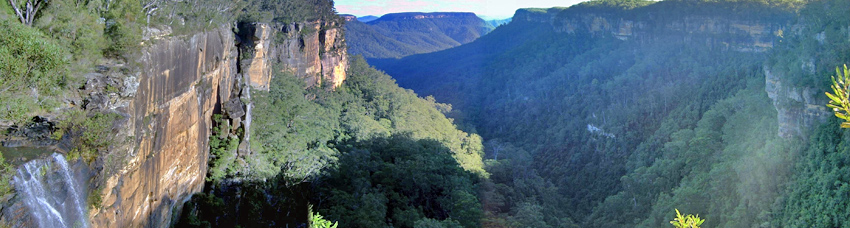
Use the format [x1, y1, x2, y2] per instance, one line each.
[8, 0, 44, 26]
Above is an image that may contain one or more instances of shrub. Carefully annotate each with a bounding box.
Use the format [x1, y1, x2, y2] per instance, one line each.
[0, 152, 12, 196]
[102, 0, 143, 58]
[207, 114, 241, 182]
[57, 110, 120, 164]
[0, 18, 68, 123]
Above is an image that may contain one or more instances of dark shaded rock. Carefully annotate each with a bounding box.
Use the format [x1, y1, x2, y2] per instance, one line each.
[84, 93, 109, 111]
[223, 99, 245, 119]
[5, 116, 56, 146]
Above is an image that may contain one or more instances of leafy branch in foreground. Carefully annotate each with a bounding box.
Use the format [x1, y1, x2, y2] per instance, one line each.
[670, 209, 704, 228]
[826, 65, 850, 128]
[309, 205, 338, 228]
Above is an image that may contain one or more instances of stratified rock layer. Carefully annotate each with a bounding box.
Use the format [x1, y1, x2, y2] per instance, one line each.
[88, 26, 239, 228]
[82, 20, 348, 227]
[242, 21, 348, 90]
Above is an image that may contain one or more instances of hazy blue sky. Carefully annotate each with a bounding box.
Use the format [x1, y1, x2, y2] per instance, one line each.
[335, 0, 588, 19]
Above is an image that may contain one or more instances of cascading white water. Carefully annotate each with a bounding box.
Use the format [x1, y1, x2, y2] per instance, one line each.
[13, 153, 89, 228]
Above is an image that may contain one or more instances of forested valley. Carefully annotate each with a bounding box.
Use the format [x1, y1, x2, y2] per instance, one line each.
[368, 0, 850, 227]
[0, 0, 850, 227]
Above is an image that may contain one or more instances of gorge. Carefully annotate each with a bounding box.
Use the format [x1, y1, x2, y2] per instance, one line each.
[1, 0, 850, 227]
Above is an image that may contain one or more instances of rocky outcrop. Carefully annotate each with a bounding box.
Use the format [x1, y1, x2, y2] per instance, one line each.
[513, 8, 562, 23]
[79, 19, 348, 227]
[86, 26, 240, 228]
[764, 66, 829, 138]
[240, 21, 348, 89]
[244, 23, 273, 90]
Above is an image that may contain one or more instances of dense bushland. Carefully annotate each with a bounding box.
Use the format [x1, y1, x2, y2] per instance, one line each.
[368, 0, 850, 227]
[179, 57, 485, 227]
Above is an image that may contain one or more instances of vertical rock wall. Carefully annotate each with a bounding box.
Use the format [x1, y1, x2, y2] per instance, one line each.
[241, 21, 348, 90]
[0, 15, 348, 228]
[516, 8, 785, 52]
[87, 19, 349, 227]
[764, 65, 831, 139]
[88, 26, 239, 228]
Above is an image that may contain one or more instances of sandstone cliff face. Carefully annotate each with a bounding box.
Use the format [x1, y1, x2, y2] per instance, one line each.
[764, 66, 829, 138]
[513, 8, 562, 23]
[241, 21, 348, 90]
[516, 8, 783, 52]
[87, 26, 239, 228]
[514, 6, 828, 138]
[80, 19, 348, 227]
[81, 19, 348, 227]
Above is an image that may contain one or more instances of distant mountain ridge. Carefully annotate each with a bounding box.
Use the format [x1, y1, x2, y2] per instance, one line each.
[357, 15, 379, 22]
[371, 12, 479, 21]
[344, 12, 494, 59]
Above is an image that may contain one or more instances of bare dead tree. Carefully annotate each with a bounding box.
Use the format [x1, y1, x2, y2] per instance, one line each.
[8, 0, 47, 26]
[143, 0, 161, 25]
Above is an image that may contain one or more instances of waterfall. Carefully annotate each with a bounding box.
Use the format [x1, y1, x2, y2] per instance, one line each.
[13, 153, 89, 228]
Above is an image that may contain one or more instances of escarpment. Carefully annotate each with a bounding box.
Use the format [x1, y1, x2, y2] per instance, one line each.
[511, 5, 832, 139]
[764, 66, 829, 138]
[240, 20, 348, 90]
[85, 26, 238, 228]
[515, 5, 787, 52]
[0, 17, 348, 227]
[91, 21, 346, 227]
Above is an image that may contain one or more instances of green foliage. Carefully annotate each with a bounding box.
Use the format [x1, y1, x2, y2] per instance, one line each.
[145, 0, 242, 35]
[768, 0, 849, 87]
[343, 57, 486, 175]
[826, 65, 850, 128]
[102, 0, 143, 57]
[174, 193, 224, 228]
[572, 0, 655, 11]
[310, 60, 483, 228]
[414, 218, 462, 228]
[0, 152, 13, 196]
[509, 202, 553, 228]
[246, 57, 486, 183]
[318, 134, 482, 228]
[206, 114, 241, 183]
[88, 186, 103, 209]
[56, 110, 120, 164]
[777, 119, 850, 227]
[34, 0, 106, 67]
[239, 0, 338, 24]
[0, 18, 68, 123]
[0, 0, 14, 18]
[670, 209, 704, 228]
[250, 69, 340, 181]
[181, 56, 485, 227]
[310, 210, 339, 228]
[369, 0, 798, 226]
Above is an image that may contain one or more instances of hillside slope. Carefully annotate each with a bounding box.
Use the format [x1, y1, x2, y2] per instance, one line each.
[368, 0, 849, 227]
[0, 1, 485, 227]
[344, 12, 494, 59]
